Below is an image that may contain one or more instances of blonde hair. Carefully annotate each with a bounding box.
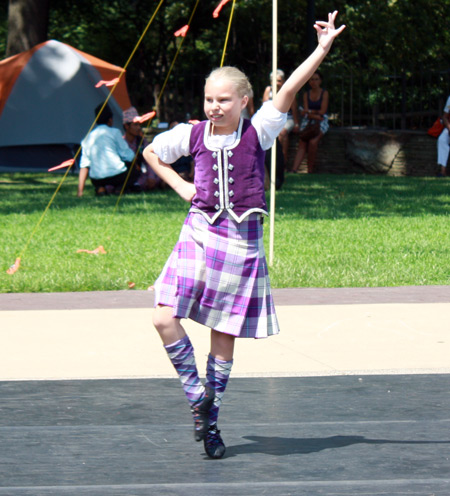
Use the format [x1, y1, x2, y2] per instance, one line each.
[205, 66, 253, 99]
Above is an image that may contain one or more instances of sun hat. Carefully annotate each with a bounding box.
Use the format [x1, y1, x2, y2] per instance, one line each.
[123, 107, 141, 124]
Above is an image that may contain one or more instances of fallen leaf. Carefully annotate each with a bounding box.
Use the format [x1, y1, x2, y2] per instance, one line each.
[76, 245, 107, 255]
[6, 257, 21, 275]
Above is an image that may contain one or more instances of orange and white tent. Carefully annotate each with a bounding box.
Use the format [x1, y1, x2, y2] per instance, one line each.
[0, 40, 132, 170]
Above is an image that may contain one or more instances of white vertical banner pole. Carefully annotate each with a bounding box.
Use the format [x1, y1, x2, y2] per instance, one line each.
[268, 0, 278, 266]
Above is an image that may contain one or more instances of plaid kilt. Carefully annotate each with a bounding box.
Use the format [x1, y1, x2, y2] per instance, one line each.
[154, 211, 280, 339]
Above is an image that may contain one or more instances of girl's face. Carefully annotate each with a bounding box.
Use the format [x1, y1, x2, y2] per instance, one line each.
[204, 78, 248, 135]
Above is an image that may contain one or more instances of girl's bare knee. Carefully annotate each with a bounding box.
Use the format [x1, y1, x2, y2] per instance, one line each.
[152, 305, 173, 332]
[152, 305, 186, 345]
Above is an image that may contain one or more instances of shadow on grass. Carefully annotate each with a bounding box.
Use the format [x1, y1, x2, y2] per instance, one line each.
[1, 172, 449, 219]
[0, 173, 188, 216]
[277, 173, 450, 219]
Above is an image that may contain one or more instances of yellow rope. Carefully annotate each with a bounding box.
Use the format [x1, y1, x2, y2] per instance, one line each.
[111, 0, 201, 216]
[157, 0, 201, 106]
[10, 0, 230, 273]
[9, 0, 166, 271]
[220, 0, 237, 67]
[113, 0, 233, 217]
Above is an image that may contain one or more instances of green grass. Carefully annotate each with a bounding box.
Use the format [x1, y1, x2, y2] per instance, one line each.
[1, 172, 450, 293]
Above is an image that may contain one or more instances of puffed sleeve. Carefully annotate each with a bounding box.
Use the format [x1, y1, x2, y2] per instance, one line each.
[251, 101, 287, 151]
[151, 123, 192, 164]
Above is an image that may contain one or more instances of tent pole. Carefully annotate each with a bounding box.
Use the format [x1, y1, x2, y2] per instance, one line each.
[269, 0, 278, 267]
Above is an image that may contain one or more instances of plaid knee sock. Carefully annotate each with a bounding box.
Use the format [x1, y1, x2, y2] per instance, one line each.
[164, 336, 205, 407]
[205, 354, 233, 426]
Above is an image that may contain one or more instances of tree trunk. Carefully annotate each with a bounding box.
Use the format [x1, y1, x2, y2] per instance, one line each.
[6, 0, 50, 57]
[306, 0, 316, 55]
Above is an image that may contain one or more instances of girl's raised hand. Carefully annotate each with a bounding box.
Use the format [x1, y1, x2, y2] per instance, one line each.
[315, 11, 346, 50]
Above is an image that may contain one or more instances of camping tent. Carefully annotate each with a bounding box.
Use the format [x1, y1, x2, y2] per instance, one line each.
[0, 40, 132, 171]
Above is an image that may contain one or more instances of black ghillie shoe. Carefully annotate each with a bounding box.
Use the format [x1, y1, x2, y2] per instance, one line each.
[191, 387, 214, 442]
[204, 425, 226, 459]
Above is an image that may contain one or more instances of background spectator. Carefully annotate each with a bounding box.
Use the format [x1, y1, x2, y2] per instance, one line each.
[437, 95, 450, 177]
[77, 102, 140, 197]
[291, 71, 329, 173]
[123, 107, 162, 190]
[263, 69, 300, 165]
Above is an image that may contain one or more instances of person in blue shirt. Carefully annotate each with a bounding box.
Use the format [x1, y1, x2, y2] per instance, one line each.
[77, 103, 140, 197]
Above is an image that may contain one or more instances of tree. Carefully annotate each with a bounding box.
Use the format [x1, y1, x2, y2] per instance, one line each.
[6, 0, 50, 57]
[2, 0, 449, 128]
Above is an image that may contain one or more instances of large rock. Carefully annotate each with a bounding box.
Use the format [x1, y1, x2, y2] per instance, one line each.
[344, 130, 409, 174]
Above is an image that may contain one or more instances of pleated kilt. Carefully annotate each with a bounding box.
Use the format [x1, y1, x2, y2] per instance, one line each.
[154, 211, 280, 339]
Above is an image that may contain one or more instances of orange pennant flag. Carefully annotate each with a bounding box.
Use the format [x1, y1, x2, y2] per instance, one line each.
[213, 0, 231, 18]
[136, 111, 156, 123]
[174, 25, 189, 37]
[6, 257, 21, 275]
[48, 159, 75, 172]
[95, 77, 120, 88]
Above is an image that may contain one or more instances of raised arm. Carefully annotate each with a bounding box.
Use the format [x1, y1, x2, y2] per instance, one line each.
[273, 11, 345, 113]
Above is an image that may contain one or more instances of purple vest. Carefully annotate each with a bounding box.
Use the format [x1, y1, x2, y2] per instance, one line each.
[189, 118, 267, 224]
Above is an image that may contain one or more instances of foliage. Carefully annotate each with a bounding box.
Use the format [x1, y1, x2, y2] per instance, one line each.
[325, 0, 450, 127]
[336, 0, 450, 73]
[1, 172, 450, 293]
[0, 1, 7, 56]
[1, 0, 450, 125]
[0, 0, 310, 117]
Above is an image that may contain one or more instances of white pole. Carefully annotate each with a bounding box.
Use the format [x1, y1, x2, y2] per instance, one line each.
[269, 0, 277, 266]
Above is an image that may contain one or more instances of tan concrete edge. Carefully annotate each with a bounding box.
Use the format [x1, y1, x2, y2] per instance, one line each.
[1, 302, 449, 381]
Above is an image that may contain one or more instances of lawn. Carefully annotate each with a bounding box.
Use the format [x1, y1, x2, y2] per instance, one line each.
[1, 172, 450, 293]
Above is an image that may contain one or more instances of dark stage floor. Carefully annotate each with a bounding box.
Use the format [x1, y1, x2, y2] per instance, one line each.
[0, 375, 449, 495]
